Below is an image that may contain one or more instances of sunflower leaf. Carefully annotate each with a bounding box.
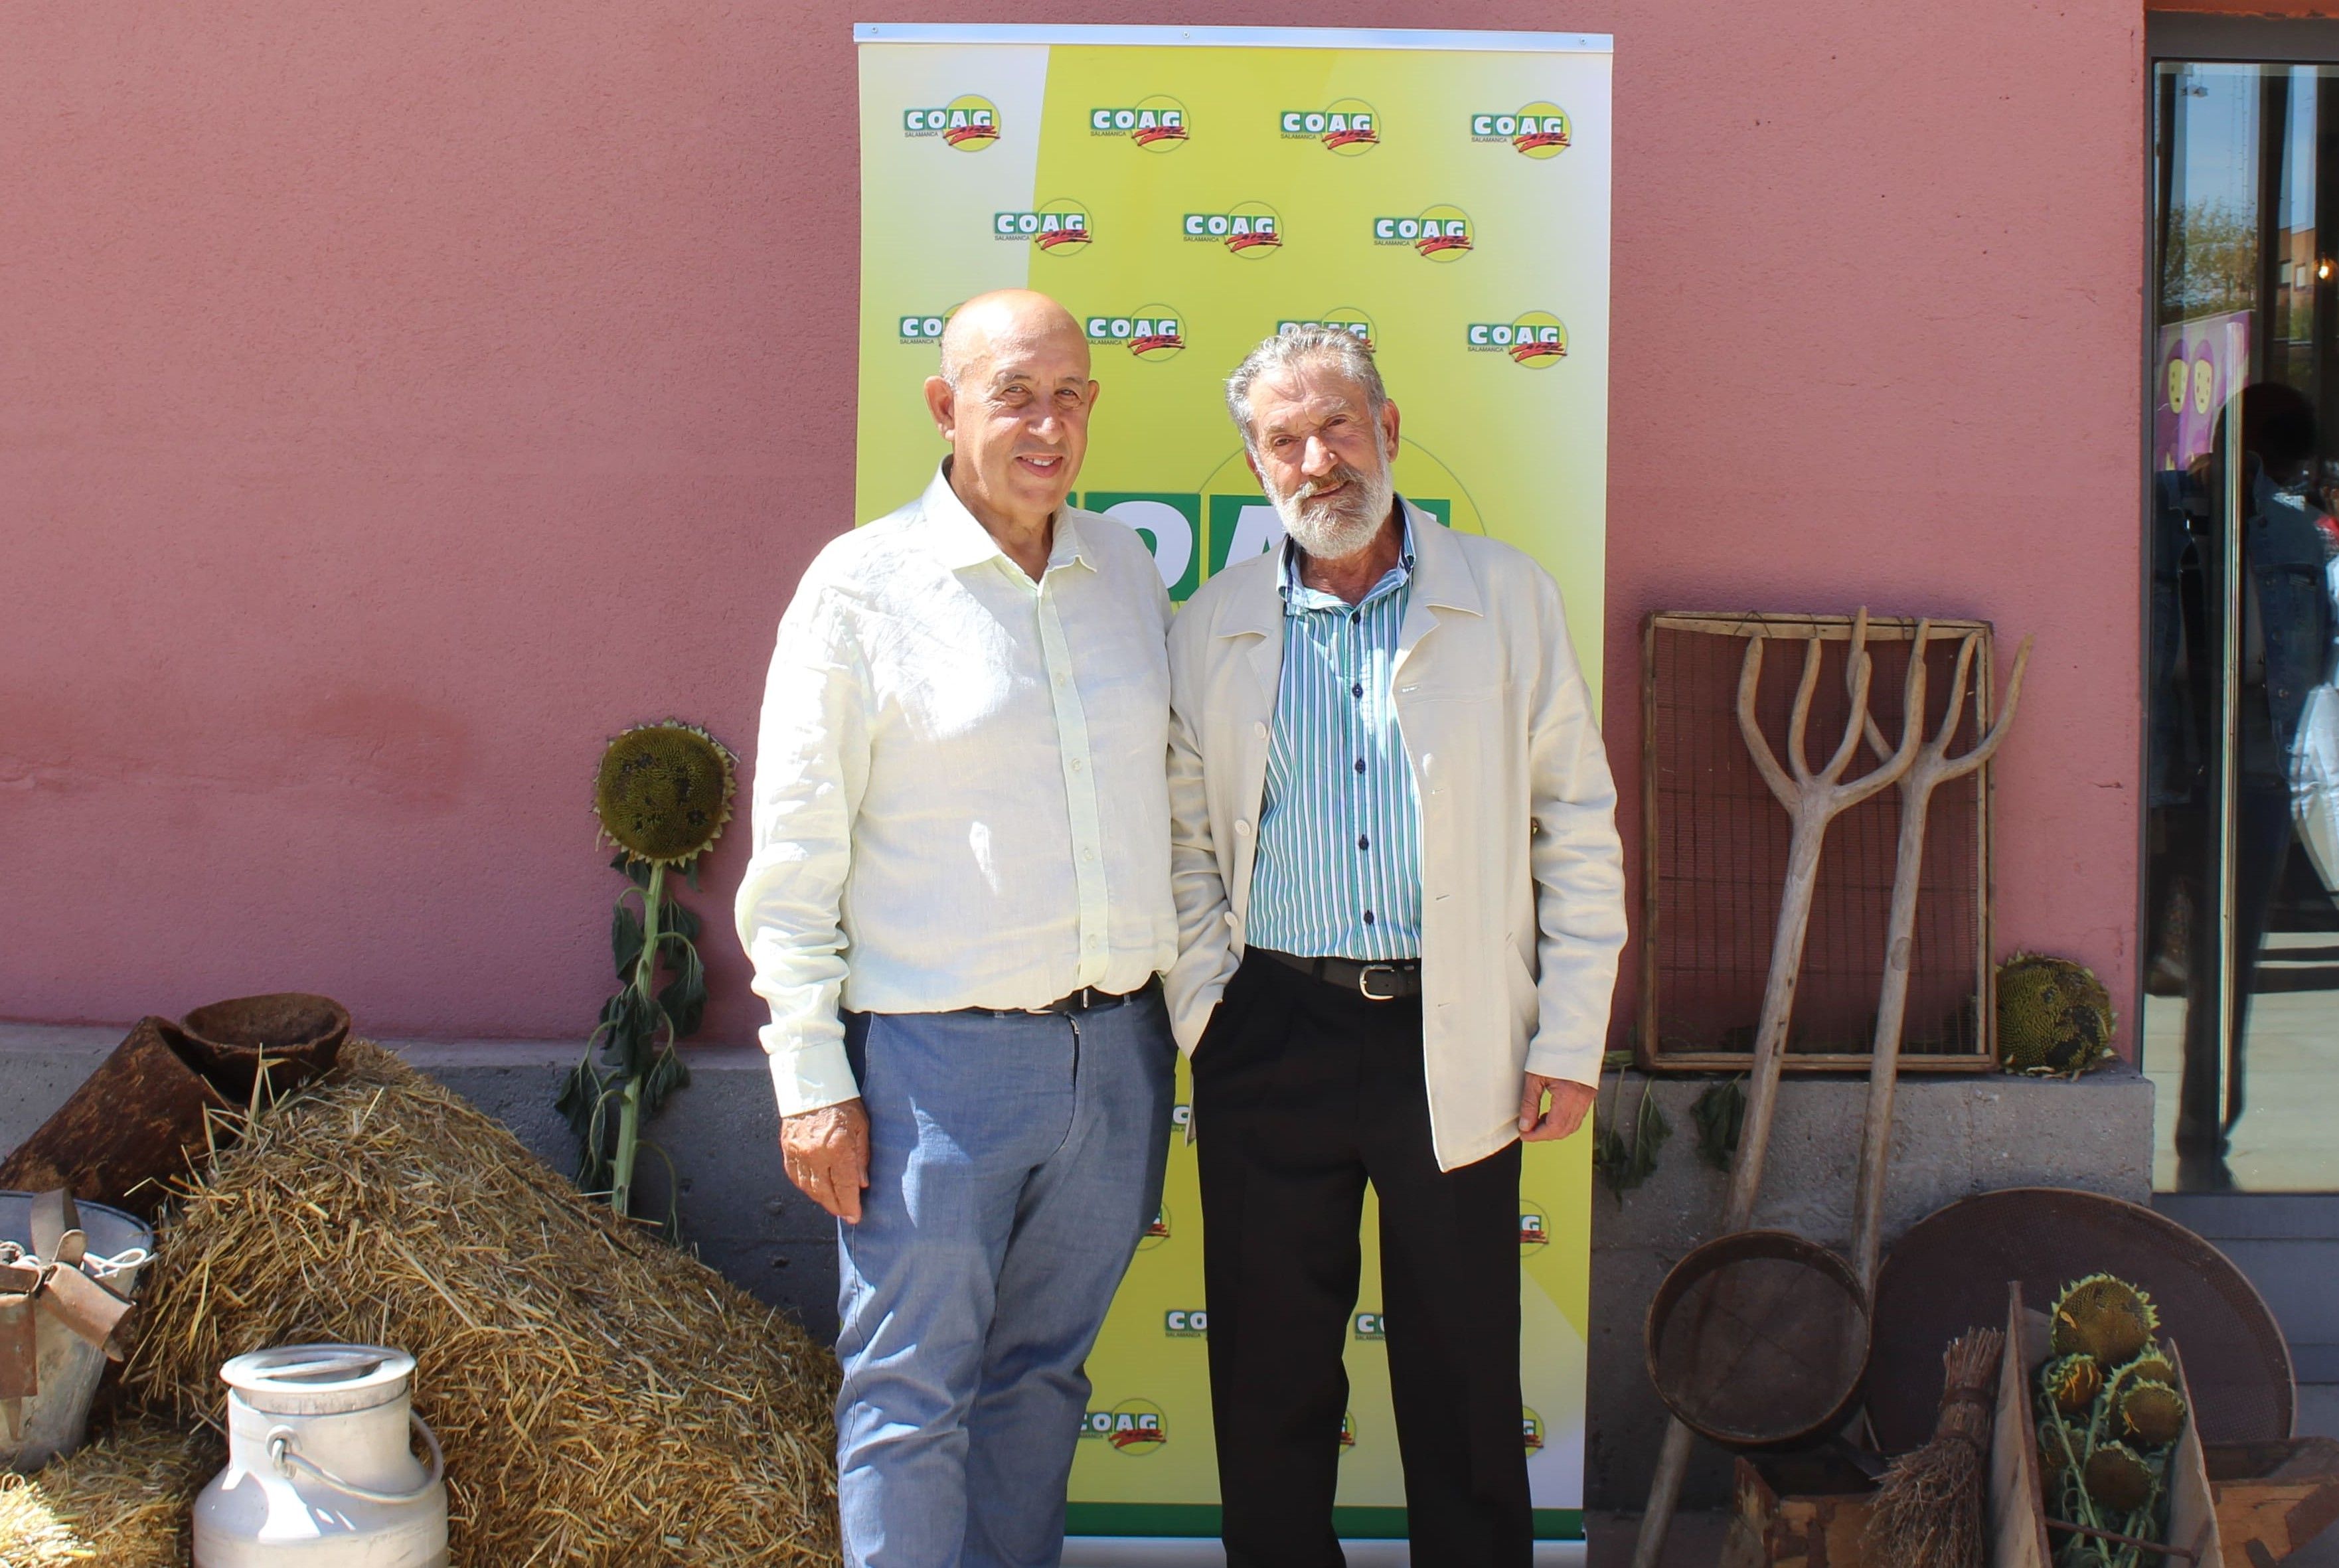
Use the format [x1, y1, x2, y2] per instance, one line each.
[1690, 1076, 1745, 1172]
[611, 899, 646, 982]
[660, 898, 703, 944]
[657, 940, 708, 1038]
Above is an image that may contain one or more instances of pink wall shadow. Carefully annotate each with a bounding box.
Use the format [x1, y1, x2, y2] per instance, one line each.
[0, 2, 2142, 1055]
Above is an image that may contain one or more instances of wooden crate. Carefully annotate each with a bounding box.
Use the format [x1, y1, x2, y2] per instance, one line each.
[1719, 1452, 1876, 1568]
[2206, 1437, 2339, 1565]
[1988, 1282, 2224, 1567]
[1640, 612, 1997, 1073]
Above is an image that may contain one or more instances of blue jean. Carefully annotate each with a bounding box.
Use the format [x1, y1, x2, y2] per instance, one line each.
[835, 990, 1175, 1568]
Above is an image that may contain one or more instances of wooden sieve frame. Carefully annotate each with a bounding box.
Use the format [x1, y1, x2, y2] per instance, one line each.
[1639, 611, 1999, 1074]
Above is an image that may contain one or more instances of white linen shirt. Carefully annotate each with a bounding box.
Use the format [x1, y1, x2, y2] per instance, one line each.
[735, 465, 1178, 1116]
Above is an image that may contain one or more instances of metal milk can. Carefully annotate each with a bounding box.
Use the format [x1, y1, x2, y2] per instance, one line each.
[193, 1343, 447, 1567]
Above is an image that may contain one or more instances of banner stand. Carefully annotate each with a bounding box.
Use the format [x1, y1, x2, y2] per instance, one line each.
[854, 21, 1613, 1545]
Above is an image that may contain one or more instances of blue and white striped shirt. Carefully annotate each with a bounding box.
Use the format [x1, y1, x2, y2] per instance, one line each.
[1246, 515, 1423, 961]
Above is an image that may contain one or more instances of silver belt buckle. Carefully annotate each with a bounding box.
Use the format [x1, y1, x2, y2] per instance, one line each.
[1357, 964, 1403, 1002]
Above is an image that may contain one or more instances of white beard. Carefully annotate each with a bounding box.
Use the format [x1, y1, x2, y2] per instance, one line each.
[1269, 459, 1396, 562]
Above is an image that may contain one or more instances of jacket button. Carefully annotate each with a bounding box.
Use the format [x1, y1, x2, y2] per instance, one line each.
[1236, 820, 1252, 836]
[1253, 722, 1268, 740]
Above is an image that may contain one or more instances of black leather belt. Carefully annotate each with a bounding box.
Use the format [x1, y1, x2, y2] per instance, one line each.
[1255, 948, 1422, 1002]
[969, 976, 1158, 1018]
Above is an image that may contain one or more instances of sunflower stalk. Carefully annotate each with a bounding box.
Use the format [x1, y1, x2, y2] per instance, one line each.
[555, 720, 735, 1232]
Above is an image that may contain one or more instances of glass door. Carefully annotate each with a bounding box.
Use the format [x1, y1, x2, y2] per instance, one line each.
[2146, 58, 2339, 1193]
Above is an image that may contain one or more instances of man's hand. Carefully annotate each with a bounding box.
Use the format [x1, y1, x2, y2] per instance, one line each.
[1518, 1074, 1596, 1142]
[781, 1098, 872, 1223]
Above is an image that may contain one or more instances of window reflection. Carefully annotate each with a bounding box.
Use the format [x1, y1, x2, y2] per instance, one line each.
[2147, 62, 2339, 1193]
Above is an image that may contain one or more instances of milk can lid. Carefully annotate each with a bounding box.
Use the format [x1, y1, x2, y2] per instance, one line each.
[221, 1343, 415, 1415]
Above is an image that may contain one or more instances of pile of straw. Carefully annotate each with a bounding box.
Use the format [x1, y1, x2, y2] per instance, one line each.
[0, 1415, 214, 1567]
[124, 1040, 840, 1566]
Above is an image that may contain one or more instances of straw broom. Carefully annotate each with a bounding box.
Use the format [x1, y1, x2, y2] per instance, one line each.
[1863, 1327, 2006, 1568]
[123, 1040, 841, 1567]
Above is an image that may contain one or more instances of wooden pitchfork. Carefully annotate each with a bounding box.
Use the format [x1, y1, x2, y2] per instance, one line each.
[1629, 610, 1924, 1568]
[1846, 626, 2032, 1293]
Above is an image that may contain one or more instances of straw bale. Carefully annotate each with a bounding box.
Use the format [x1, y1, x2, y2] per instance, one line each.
[0, 1415, 213, 1567]
[125, 1041, 840, 1567]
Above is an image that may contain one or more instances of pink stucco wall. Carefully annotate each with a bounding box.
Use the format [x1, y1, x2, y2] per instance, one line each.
[2, 3, 2143, 1050]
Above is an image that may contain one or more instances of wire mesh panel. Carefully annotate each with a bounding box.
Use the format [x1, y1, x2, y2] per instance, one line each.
[1641, 612, 1996, 1072]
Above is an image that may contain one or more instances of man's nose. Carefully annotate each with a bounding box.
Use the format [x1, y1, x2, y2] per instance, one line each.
[1301, 436, 1338, 475]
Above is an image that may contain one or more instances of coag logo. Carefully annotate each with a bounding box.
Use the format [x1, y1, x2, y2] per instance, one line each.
[1085, 307, 1185, 362]
[1091, 97, 1188, 150]
[1338, 1411, 1358, 1449]
[996, 202, 1092, 254]
[1137, 1201, 1171, 1251]
[1082, 1400, 1168, 1454]
[1522, 1407, 1545, 1451]
[1163, 1308, 1208, 1338]
[1184, 202, 1282, 258]
[1372, 206, 1473, 261]
[1275, 307, 1375, 351]
[898, 311, 955, 344]
[1278, 99, 1378, 155]
[905, 96, 1001, 151]
[1467, 312, 1568, 366]
[1471, 102, 1571, 159]
[1353, 1311, 1388, 1342]
[1518, 1200, 1550, 1249]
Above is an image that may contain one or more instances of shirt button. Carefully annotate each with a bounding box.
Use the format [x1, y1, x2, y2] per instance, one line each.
[1082, 846, 1097, 862]
[1352, 683, 1364, 698]
[1364, 910, 1376, 925]
[1358, 834, 1370, 850]
[1070, 757, 1085, 772]
[1354, 758, 1366, 773]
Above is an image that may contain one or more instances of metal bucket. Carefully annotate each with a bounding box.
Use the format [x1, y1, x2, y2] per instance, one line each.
[194, 1342, 447, 1567]
[0, 1190, 152, 1470]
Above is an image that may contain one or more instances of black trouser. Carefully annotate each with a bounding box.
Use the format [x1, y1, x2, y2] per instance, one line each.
[1193, 951, 1530, 1568]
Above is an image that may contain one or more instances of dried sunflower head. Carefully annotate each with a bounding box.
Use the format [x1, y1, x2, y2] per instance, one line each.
[593, 721, 737, 868]
[2044, 1352, 2104, 1418]
[2052, 1274, 2159, 1366]
[2118, 1379, 2187, 1448]
[2039, 1421, 2071, 1481]
[2083, 1442, 2158, 1514]
[2114, 1347, 2175, 1389]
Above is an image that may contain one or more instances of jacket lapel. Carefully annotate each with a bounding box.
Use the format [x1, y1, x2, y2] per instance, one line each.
[1392, 499, 1484, 680]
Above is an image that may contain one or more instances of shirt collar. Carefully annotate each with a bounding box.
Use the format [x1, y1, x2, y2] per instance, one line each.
[919, 460, 1091, 577]
[1278, 504, 1416, 611]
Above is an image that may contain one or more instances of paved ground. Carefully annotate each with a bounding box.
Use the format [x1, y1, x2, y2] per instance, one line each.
[2142, 928, 2339, 1192]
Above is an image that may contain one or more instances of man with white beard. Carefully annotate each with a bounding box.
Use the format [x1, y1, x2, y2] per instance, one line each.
[1163, 327, 1626, 1567]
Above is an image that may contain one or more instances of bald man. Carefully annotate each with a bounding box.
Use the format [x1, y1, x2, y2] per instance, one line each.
[736, 290, 1178, 1567]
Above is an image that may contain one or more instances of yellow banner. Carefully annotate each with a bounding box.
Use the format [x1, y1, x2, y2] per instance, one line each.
[854, 24, 1611, 1541]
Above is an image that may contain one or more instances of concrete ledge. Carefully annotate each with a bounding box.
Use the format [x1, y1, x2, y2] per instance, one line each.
[0, 1025, 2156, 1508]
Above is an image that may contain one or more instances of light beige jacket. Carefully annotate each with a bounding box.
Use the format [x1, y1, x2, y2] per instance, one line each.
[1164, 503, 1627, 1171]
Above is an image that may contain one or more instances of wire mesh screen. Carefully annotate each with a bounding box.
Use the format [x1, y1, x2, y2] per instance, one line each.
[1641, 613, 1996, 1071]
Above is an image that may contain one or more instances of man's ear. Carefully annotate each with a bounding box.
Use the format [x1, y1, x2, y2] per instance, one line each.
[924, 375, 956, 440]
[1243, 449, 1263, 487]
[1380, 397, 1401, 456]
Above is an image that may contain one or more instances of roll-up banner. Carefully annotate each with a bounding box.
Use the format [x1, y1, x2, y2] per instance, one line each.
[854, 23, 1612, 1545]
